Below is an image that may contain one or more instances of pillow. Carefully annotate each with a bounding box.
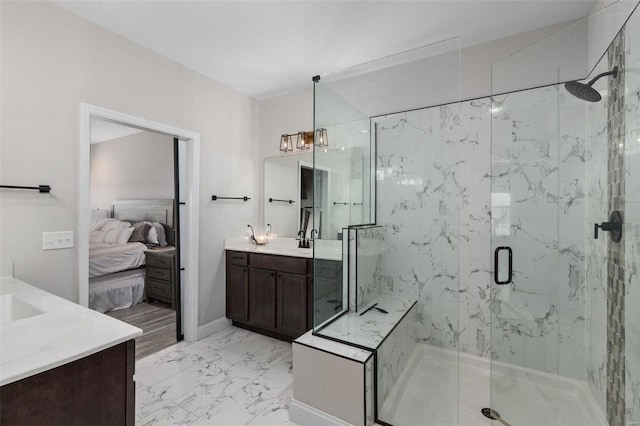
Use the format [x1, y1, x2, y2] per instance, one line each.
[146, 226, 159, 245]
[152, 222, 168, 247]
[104, 227, 135, 244]
[91, 218, 130, 233]
[89, 230, 106, 244]
[129, 222, 152, 243]
[90, 227, 134, 245]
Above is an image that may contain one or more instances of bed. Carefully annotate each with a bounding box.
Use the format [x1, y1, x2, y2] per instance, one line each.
[89, 199, 175, 313]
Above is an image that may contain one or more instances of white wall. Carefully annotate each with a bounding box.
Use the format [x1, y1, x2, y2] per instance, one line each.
[0, 1, 260, 327]
[258, 89, 313, 229]
[257, 20, 581, 162]
[90, 131, 174, 210]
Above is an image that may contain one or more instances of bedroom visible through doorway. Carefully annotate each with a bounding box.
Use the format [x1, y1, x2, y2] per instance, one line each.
[88, 118, 184, 358]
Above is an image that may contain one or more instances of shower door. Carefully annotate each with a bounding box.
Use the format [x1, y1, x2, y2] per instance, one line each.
[490, 84, 586, 426]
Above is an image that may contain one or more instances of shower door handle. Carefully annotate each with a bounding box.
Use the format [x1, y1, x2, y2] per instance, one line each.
[494, 246, 513, 285]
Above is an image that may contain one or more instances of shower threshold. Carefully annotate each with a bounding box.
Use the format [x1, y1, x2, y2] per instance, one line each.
[378, 343, 606, 426]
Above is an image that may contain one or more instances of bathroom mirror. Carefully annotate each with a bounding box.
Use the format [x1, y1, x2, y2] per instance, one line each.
[263, 146, 372, 240]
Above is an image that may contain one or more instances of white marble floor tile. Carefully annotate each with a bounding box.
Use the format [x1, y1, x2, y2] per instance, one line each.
[135, 327, 295, 426]
[173, 364, 263, 417]
[136, 343, 220, 387]
[188, 398, 259, 426]
[190, 327, 254, 353]
[218, 333, 277, 365]
[137, 403, 198, 426]
[246, 387, 295, 426]
[251, 362, 294, 398]
[236, 340, 292, 372]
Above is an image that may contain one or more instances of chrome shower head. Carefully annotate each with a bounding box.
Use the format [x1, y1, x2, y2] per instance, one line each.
[564, 67, 618, 102]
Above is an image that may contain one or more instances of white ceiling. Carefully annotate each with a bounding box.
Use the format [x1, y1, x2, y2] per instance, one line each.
[54, 0, 597, 100]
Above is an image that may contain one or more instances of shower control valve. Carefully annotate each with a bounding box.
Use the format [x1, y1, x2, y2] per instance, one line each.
[594, 210, 623, 242]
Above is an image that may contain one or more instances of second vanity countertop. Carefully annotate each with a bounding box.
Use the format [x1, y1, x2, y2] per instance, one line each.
[224, 237, 342, 261]
[0, 276, 142, 386]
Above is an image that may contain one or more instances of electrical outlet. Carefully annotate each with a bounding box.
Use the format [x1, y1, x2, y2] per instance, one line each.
[42, 231, 74, 250]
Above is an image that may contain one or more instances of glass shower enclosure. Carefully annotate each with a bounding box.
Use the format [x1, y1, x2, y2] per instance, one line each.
[310, 3, 639, 425]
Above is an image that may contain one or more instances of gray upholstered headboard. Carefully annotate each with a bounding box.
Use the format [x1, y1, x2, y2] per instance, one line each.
[112, 199, 175, 246]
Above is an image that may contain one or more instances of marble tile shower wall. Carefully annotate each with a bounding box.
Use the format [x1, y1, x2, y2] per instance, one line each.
[374, 88, 587, 378]
[624, 9, 640, 424]
[376, 304, 417, 417]
[353, 226, 385, 311]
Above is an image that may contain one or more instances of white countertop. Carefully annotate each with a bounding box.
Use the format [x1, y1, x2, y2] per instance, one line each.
[0, 276, 142, 386]
[224, 237, 343, 261]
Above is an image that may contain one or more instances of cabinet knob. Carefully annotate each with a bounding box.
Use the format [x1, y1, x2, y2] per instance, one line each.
[270, 272, 275, 277]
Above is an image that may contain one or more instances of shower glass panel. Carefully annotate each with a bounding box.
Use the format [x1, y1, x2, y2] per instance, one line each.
[489, 4, 636, 424]
[313, 37, 461, 425]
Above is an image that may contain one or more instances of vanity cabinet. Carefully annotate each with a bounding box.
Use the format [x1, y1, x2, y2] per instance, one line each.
[226, 252, 248, 322]
[248, 268, 277, 330]
[226, 250, 311, 340]
[0, 340, 135, 426]
[276, 271, 309, 337]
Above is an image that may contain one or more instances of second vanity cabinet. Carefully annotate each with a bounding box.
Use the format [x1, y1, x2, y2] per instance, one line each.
[226, 250, 311, 340]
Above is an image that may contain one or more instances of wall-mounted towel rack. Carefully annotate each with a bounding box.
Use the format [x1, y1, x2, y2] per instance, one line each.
[333, 201, 349, 206]
[269, 198, 294, 204]
[0, 184, 51, 193]
[212, 195, 250, 201]
[353, 202, 363, 206]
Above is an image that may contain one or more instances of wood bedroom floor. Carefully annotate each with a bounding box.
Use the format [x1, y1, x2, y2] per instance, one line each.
[105, 302, 177, 360]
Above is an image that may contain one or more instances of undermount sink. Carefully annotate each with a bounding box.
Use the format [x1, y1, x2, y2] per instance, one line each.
[0, 294, 44, 324]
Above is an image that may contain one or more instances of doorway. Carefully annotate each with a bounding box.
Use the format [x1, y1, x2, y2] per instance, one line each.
[78, 104, 200, 344]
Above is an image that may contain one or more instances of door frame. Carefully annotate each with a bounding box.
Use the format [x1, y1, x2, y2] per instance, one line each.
[298, 160, 330, 239]
[78, 104, 200, 342]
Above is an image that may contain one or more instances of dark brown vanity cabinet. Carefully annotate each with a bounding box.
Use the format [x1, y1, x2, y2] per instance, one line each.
[276, 271, 309, 337]
[226, 252, 248, 322]
[248, 268, 277, 330]
[226, 250, 311, 340]
[0, 341, 135, 426]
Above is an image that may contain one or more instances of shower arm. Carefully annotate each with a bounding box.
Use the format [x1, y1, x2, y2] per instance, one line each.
[587, 67, 618, 86]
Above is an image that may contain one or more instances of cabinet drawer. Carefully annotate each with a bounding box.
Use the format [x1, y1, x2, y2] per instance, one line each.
[250, 253, 308, 275]
[147, 267, 172, 281]
[147, 279, 172, 299]
[227, 251, 248, 266]
[146, 254, 173, 269]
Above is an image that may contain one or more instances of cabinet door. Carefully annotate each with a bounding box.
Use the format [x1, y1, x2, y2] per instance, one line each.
[248, 268, 276, 331]
[276, 272, 309, 337]
[226, 264, 248, 322]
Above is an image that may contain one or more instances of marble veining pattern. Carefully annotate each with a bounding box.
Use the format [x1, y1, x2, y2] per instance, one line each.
[316, 295, 416, 350]
[376, 304, 417, 417]
[293, 330, 372, 363]
[354, 225, 386, 312]
[372, 90, 587, 379]
[135, 327, 296, 425]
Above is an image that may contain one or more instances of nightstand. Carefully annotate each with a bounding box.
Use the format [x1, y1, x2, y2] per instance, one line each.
[145, 247, 176, 309]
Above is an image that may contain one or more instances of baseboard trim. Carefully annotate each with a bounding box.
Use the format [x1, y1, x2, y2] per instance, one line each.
[196, 317, 231, 341]
[289, 399, 352, 426]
